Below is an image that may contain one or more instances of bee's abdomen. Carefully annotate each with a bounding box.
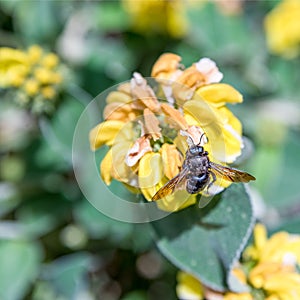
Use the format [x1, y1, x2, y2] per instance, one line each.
[186, 173, 210, 194]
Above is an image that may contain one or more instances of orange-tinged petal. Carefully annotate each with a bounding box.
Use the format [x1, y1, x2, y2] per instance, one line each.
[104, 102, 137, 121]
[151, 53, 182, 78]
[144, 108, 162, 140]
[176, 66, 206, 89]
[100, 149, 113, 185]
[89, 120, 126, 150]
[131, 72, 160, 112]
[161, 103, 188, 130]
[195, 83, 243, 107]
[160, 143, 182, 179]
[173, 66, 206, 101]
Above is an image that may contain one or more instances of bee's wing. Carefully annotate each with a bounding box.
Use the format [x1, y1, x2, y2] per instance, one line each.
[210, 162, 255, 183]
[152, 168, 189, 201]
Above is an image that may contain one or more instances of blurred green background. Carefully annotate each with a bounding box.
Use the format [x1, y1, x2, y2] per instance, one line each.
[1, 1, 300, 299]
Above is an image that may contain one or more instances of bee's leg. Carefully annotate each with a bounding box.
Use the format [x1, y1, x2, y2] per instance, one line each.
[207, 172, 217, 193]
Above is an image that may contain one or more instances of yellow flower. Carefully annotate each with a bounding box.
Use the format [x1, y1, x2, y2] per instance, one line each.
[41, 86, 56, 99]
[24, 79, 39, 96]
[176, 271, 252, 300]
[243, 224, 300, 299]
[27, 45, 43, 64]
[244, 223, 300, 265]
[176, 271, 204, 300]
[90, 54, 246, 211]
[264, 0, 300, 58]
[0, 45, 64, 112]
[41, 53, 59, 69]
[122, 0, 188, 38]
[176, 225, 300, 299]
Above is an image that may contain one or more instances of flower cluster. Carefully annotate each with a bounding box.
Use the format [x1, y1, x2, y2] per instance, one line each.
[122, 0, 188, 38]
[176, 224, 300, 299]
[90, 53, 244, 211]
[0, 45, 64, 113]
[264, 0, 300, 58]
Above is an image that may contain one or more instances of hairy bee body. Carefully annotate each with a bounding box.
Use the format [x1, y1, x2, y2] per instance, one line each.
[183, 145, 211, 194]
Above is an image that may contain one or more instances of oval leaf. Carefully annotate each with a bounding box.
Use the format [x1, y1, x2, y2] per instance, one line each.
[151, 184, 254, 291]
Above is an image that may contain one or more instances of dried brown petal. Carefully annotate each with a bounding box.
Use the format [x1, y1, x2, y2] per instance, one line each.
[161, 103, 188, 130]
[144, 108, 162, 141]
[125, 134, 152, 167]
[130, 72, 160, 112]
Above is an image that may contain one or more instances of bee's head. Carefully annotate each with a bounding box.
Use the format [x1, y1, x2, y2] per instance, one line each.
[189, 145, 204, 155]
[188, 133, 207, 155]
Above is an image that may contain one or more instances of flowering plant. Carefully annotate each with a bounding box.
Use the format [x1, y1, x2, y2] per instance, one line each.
[90, 53, 247, 211]
[0, 45, 65, 114]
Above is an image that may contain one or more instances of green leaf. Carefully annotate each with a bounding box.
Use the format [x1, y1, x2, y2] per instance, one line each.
[121, 291, 147, 300]
[15, 194, 71, 238]
[41, 252, 93, 300]
[11, 0, 67, 44]
[152, 184, 254, 292]
[39, 96, 84, 166]
[96, 2, 129, 31]
[74, 199, 133, 242]
[0, 239, 43, 300]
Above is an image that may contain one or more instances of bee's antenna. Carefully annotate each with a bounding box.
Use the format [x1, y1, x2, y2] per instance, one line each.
[198, 133, 206, 146]
[187, 136, 196, 147]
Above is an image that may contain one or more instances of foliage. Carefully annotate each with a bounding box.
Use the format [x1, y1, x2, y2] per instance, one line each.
[1, 1, 300, 299]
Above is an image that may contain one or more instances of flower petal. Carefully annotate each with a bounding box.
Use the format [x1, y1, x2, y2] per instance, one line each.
[196, 84, 243, 107]
[157, 191, 196, 212]
[126, 135, 152, 167]
[173, 66, 206, 100]
[160, 143, 182, 179]
[131, 72, 161, 112]
[144, 108, 162, 140]
[111, 141, 138, 185]
[151, 53, 182, 78]
[106, 90, 132, 104]
[176, 271, 204, 300]
[161, 103, 189, 130]
[184, 100, 220, 127]
[138, 152, 164, 200]
[194, 58, 223, 84]
[253, 223, 268, 253]
[104, 102, 137, 121]
[89, 120, 126, 150]
[100, 149, 113, 185]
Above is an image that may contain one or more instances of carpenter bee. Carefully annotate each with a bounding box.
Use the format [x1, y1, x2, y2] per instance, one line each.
[152, 135, 255, 201]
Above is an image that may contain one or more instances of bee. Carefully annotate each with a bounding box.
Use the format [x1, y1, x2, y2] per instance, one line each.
[152, 135, 255, 201]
